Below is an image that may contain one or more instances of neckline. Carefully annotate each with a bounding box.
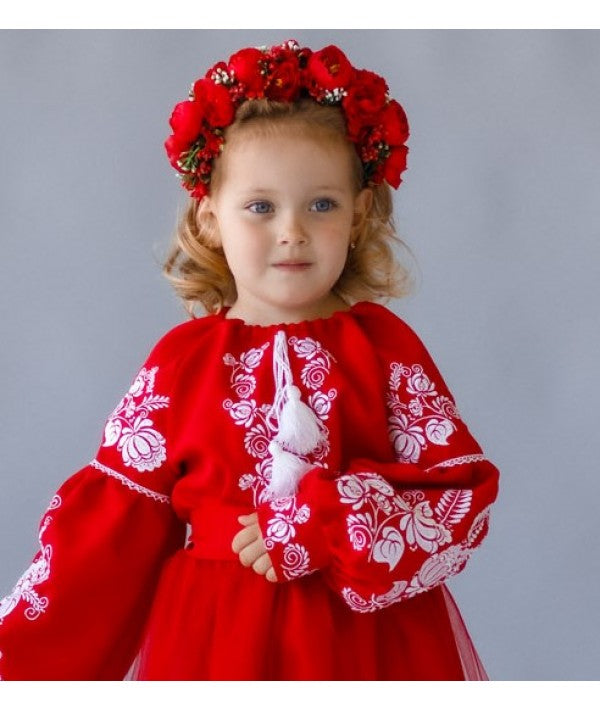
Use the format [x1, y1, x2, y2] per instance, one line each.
[217, 300, 375, 330]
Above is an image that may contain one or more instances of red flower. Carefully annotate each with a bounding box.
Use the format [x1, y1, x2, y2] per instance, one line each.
[164, 134, 188, 169]
[167, 100, 205, 146]
[295, 44, 312, 68]
[166, 40, 411, 199]
[382, 145, 408, 188]
[190, 181, 209, 200]
[306, 45, 355, 91]
[344, 69, 388, 118]
[380, 99, 409, 146]
[200, 131, 224, 157]
[228, 47, 267, 97]
[204, 60, 228, 81]
[191, 79, 235, 126]
[266, 57, 302, 101]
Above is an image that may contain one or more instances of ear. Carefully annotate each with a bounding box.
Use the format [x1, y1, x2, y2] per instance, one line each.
[196, 196, 222, 247]
[352, 187, 373, 231]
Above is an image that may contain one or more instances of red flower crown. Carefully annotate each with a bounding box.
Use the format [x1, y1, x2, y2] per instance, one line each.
[165, 39, 410, 201]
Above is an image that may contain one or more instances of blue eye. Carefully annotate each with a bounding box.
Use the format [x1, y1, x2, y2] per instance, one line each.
[312, 198, 337, 212]
[248, 201, 272, 214]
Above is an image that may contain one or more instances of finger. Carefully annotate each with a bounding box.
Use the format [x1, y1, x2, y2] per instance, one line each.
[251, 552, 273, 575]
[238, 538, 267, 567]
[231, 524, 258, 553]
[238, 512, 258, 524]
[266, 567, 278, 583]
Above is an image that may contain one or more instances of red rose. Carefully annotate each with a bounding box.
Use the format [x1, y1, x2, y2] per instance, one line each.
[382, 145, 408, 188]
[344, 108, 372, 143]
[167, 100, 205, 145]
[270, 43, 298, 63]
[191, 79, 235, 126]
[295, 44, 312, 68]
[266, 56, 302, 101]
[380, 99, 409, 146]
[305, 44, 355, 91]
[344, 69, 388, 118]
[347, 124, 378, 159]
[204, 60, 228, 81]
[228, 47, 266, 97]
[164, 134, 188, 169]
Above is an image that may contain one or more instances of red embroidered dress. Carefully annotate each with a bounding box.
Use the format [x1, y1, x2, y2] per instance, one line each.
[0, 302, 499, 680]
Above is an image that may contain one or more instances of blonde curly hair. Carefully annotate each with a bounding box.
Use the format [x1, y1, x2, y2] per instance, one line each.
[162, 98, 416, 318]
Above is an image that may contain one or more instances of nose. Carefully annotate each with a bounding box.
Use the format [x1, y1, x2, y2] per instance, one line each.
[277, 211, 308, 246]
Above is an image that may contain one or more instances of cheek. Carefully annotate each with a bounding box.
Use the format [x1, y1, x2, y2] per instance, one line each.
[321, 232, 352, 267]
[221, 237, 264, 275]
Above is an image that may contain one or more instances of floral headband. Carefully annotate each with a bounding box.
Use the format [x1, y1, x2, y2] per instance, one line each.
[165, 39, 409, 201]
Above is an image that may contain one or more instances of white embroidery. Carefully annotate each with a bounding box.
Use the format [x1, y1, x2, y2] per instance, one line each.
[0, 495, 62, 677]
[340, 543, 475, 613]
[90, 459, 170, 504]
[0, 495, 62, 629]
[466, 505, 492, 547]
[225, 335, 336, 507]
[434, 490, 473, 526]
[223, 344, 269, 399]
[340, 511, 491, 613]
[405, 544, 472, 598]
[386, 362, 461, 464]
[280, 543, 311, 579]
[289, 336, 336, 389]
[262, 496, 313, 580]
[225, 335, 337, 580]
[337, 471, 470, 572]
[341, 580, 409, 613]
[102, 366, 170, 472]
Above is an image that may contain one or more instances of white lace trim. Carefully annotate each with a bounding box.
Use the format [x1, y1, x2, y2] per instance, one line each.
[425, 453, 486, 472]
[90, 459, 170, 504]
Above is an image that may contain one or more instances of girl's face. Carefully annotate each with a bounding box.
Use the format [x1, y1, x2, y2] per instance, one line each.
[203, 128, 373, 326]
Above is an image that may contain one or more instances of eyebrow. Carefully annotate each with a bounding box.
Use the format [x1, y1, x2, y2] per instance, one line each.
[241, 185, 346, 194]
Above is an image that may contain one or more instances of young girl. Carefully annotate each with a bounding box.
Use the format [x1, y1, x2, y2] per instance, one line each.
[0, 39, 499, 681]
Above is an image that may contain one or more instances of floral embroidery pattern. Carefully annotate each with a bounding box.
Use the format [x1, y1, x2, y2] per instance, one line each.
[226, 335, 336, 506]
[385, 362, 461, 464]
[0, 495, 62, 627]
[289, 336, 336, 389]
[226, 335, 337, 580]
[102, 366, 170, 472]
[340, 505, 492, 613]
[223, 343, 273, 470]
[337, 471, 471, 573]
[262, 496, 312, 579]
[223, 344, 270, 399]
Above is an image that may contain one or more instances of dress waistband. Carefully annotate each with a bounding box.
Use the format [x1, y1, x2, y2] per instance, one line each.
[185, 503, 254, 561]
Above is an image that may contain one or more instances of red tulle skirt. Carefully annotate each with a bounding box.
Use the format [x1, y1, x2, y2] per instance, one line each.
[124, 547, 488, 681]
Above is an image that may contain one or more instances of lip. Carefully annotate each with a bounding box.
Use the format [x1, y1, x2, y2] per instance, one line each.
[272, 261, 312, 269]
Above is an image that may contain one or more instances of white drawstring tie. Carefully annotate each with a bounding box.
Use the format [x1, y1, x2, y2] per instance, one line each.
[266, 330, 323, 498]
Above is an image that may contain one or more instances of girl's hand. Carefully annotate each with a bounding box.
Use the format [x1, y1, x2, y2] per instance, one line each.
[231, 512, 278, 583]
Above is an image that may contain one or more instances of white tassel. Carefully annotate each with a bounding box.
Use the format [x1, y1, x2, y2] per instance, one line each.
[266, 330, 322, 497]
[277, 384, 322, 455]
[266, 440, 312, 498]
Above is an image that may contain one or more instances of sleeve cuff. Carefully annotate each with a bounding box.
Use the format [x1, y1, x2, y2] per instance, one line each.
[256, 489, 332, 582]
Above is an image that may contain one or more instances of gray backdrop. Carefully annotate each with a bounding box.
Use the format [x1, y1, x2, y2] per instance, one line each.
[1, 30, 598, 681]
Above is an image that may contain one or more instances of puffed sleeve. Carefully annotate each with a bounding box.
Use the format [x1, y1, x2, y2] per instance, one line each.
[0, 328, 188, 679]
[256, 314, 499, 613]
